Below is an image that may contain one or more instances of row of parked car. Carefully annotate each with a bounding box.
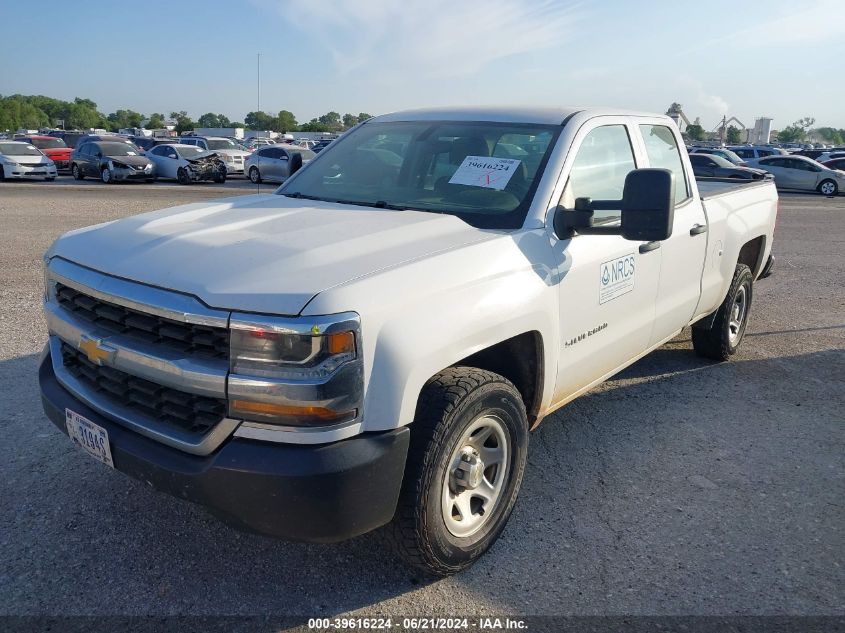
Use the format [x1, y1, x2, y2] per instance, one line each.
[686, 144, 845, 196]
[0, 131, 330, 185]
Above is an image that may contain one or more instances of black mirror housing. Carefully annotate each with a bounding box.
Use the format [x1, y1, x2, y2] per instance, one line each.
[620, 168, 675, 241]
[554, 168, 675, 242]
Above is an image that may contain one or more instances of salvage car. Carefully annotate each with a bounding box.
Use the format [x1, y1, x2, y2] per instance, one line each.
[70, 140, 156, 183]
[178, 136, 250, 174]
[40, 106, 778, 576]
[145, 143, 227, 184]
[688, 153, 768, 180]
[0, 140, 57, 181]
[15, 135, 72, 170]
[245, 144, 315, 183]
[745, 154, 845, 195]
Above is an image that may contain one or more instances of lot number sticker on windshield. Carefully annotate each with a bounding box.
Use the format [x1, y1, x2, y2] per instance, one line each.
[599, 253, 636, 304]
[448, 156, 521, 190]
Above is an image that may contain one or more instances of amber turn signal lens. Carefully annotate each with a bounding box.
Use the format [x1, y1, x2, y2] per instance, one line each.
[230, 399, 353, 423]
[327, 331, 355, 355]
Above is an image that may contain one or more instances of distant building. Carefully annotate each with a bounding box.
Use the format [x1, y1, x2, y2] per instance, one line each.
[748, 118, 773, 144]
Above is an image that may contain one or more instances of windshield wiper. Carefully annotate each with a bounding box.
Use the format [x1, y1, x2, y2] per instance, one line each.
[281, 192, 328, 202]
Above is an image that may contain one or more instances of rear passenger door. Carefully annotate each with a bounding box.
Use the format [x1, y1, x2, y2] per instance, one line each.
[635, 122, 708, 346]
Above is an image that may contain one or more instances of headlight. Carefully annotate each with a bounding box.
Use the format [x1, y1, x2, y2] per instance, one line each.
[230, 328, 356, 379]
[228, 314, 362, 427]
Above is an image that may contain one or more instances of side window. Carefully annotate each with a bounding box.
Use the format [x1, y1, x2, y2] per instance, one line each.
[639, 125, 690, 206]
[164, 146, 177, 158]
[560, 124, 636, 224]
[759, 149, 773, 157]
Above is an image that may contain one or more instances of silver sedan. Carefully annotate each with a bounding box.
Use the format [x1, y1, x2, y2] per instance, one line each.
[245, 144, 315, 184]
[745, 155, 845, 195]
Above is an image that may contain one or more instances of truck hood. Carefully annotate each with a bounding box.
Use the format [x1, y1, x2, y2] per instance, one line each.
[49, 194, 496, 315]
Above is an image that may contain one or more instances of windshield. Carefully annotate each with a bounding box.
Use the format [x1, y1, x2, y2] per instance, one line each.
[0, 142, 42, 156]
[99, 143, 138, 156]
[30, 137, 67, 149]
[207, 139, 238, 150]
[176, 146, 207, 157]
[278, 120, 560, 229]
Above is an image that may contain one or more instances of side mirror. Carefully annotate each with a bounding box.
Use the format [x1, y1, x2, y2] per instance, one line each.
[554, 168, 674, 242]
[96, 152, 102, 158]
[289, 152, 303, 175]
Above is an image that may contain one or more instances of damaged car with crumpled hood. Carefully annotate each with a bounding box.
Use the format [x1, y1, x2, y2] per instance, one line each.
[144, 143, 228, 184]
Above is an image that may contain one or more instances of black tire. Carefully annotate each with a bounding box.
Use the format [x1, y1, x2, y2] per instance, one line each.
[213, 168, 226, 183]
[101, 167, 113, 184]
[145, 178, 156, 183]
[72, 163, 84, 180]
[817, 179, 838, 196]
[249, 166, 261, 184]
[45, 177, 55, 181]
[692, 263, 753, 361]
[389, 367, 529, 576]
[177, 167, 191, 185]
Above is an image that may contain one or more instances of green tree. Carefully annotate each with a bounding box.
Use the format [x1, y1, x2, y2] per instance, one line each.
[170, 111, 195, 134]
[298, 118, 330, 132]
[229, 121, 244, 128]
[107, 109, 144, 131]
[726, 125, 741, 144]
[196, 113, 232, 128]
[146, 113, 165, 129]
[276, 110, 297, 133]
[812, 127, 844, 145]
[244, 110, 275, 130]
[685, 123, 705, 141]
[357, 112, 373, 123]
[318, 111, 342, 131]
[776, 126, 805, 143]
[342, 113, 358, 129]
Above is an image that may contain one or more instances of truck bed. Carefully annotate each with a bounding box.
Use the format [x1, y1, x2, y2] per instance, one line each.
[696, 177, 774, 201]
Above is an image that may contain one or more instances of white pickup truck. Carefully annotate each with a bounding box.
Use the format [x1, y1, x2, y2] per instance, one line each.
[40, 107, 777, 576]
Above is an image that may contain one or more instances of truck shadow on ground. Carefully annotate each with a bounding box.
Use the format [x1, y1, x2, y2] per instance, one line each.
[2, 345, 842, 620]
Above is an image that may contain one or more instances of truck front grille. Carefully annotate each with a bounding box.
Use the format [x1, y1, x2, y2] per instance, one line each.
[61, 342, 226, 436]
[56, 283, 229, 359]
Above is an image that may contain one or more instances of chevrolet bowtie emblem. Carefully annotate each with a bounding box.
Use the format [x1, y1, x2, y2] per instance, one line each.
[78, 336, 116, 366]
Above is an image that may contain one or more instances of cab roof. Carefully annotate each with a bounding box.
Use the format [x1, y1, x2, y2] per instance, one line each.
[371, 106, 666, 126]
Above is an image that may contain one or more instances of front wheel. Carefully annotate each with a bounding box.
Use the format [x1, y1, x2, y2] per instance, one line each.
[249, 166, 261, 183]
[176, 167, 191, 185]
[213, 167, 226, 183]
[101, 167, 113, 184]
[72, 163, 84, 180]
[818, 179, 838, 196]
[389, 367, 528, 576]
[692, 263, 753, 361]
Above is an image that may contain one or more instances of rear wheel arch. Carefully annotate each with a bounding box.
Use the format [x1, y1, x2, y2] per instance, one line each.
[737, 235, 765, 278]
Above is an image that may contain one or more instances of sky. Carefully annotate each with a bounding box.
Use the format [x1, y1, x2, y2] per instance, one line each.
[1, 0, 843, 130]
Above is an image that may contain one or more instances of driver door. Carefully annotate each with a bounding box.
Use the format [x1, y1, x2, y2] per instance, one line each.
[550, 119, 662, 406]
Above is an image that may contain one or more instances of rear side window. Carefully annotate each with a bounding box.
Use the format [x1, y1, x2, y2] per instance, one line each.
[561, 124, 636, 224]
[734, 148, 753, 159]
[639, 125, 690, 206]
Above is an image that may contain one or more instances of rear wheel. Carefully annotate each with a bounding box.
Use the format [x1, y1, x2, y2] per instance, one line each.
[249, 166, 261, 183]
[692, 264, 753, 361]
[389, 367, 529, 576]
[818, 179, 838, 196]
[177, 167, 191, 185]
[72, 163, 84, 180]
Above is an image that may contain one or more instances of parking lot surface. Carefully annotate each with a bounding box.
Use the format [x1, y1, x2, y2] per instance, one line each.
[1, 181, 842, 618]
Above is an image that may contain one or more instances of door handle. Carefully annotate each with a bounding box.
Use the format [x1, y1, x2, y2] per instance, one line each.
[690, 223, 708, 236]
[639, 241, 660, 254]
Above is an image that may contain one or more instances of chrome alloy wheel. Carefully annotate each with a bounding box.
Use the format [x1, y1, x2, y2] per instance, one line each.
[441, 415, 510, 538]
[820, 180, 836, 195]
[728, 284, 748, 344]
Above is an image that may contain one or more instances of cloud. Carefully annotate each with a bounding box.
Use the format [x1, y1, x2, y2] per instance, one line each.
[733, 0, 845, 45]
[676, 75, 729, 122]
[253, 0, 581, 78]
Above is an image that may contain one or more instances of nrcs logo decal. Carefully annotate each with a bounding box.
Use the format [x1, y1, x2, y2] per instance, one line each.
[599, 253, 636, 304]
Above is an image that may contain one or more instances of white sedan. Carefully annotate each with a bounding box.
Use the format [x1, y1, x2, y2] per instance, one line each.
[145, 144, 227, 184]
[0, 141, 58, 181]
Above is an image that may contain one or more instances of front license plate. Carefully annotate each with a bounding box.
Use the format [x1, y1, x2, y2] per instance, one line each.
[65, 408, 114, 468]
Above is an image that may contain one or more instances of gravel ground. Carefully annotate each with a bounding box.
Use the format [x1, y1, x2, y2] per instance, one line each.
[0, 180, 842, 619]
